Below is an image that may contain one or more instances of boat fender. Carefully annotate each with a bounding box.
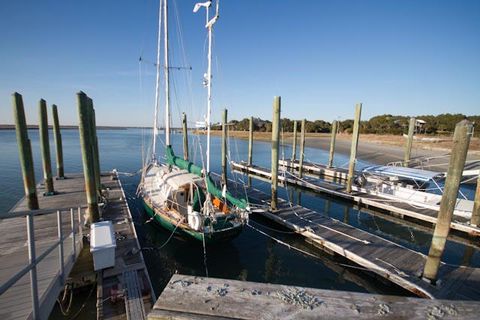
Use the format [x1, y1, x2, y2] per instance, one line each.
[187, 205, 203, 231]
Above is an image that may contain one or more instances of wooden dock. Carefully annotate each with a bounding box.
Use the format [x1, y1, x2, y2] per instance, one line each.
[0, 172, 154, 320]
[232, 161, 480, 237]
[148, 274, 479, 319]
[223, 175, 480, 300]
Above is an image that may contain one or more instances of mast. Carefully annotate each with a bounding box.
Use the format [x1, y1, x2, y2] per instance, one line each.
[206, 4, 212, 174]
[195, 0, 219, 174]
[152, 0, 163, 158]
[164, 0, 171, 146]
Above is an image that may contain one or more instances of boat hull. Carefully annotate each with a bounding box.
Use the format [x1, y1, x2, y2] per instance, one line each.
[142, 200, 243, 244]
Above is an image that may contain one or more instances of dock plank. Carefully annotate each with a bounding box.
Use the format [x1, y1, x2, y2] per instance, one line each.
[149, 274, 479, 320]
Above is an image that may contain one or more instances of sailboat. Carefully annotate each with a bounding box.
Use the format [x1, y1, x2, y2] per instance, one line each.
[138, 0, 249, 243]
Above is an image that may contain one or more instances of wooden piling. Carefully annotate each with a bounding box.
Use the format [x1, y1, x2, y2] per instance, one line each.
[346, 103, 362, 193]
[328, 120, 337, 168]
[87, 98, 101, 196]
[77, 92, 99, 223]
[471, 174, 480, 226]
[291, 120, 297, 161]
[52, 104, 64, 178]
[271, 97, 281, 210]
[39, 99, 54, 194]
[182, 112, 189, 161]
[12, 92, 39, 210]
[221, 108, 228, 185]
[248, 116, 253, 186]
[404, 117, 416, 167]
[298, 119, 306, 178]
[423, 120, 473, 282]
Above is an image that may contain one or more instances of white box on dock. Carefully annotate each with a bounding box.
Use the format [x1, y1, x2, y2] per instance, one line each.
[90, 221, 116, 271]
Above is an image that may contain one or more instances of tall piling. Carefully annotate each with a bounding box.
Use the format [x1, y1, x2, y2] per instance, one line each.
[404, 117, 416, 167]
[271, 97, 281, 210]
[38, 99, 54, 194]
[328, 120, 338, 168]
[77, 92, 99, 223]
[248, 116, 253, 186]
[12, 92, 39, 210]
[221, 108, 228, 185]
[471, 174, 480, 226]
[291, 120, 297, 161]
[298, 119, 306, 178]
[88, 98, 101, 196]
[346, 103, 362, 193]
[423, 120, 473, 282]
[52, 104, 64, 178]
[182, 112, 189, 161]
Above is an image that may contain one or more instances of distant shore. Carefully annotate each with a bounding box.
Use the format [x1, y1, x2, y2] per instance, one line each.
[0, 124, 129, 130]
[200, 130, 480, 169]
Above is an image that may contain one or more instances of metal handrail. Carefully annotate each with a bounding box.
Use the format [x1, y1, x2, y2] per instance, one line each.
[0, 207, 84, 320]
[0, 205, 88, 220]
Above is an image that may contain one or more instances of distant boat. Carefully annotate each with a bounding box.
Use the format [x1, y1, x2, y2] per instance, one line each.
[138, 0, 249, 243]
[359, 165, 473, 219]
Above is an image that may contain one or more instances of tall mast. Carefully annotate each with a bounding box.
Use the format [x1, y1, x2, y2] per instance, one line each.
[152, 0, 163, 158]
[206, 4, 212, 174]
[164, 0, 171, 146]
[195, 0, 219, 174]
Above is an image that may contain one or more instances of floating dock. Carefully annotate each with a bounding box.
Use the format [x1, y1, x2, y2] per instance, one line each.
[223, 176, 480, 300]
[0, 172, 154, 320]
[148, 274, 479, 320]
[232, 161, 480, 237]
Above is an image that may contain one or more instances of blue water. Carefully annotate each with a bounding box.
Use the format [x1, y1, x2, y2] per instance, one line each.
[1, 129, 479, 298]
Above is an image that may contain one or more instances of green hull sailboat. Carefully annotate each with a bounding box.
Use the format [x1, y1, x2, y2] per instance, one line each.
[138, 0, 249, 244]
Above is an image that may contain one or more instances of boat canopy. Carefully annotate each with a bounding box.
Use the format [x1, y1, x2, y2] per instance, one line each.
[161, 170, 203, 190]
[165, 146, 248, 209]
[362, 165, 443, 182]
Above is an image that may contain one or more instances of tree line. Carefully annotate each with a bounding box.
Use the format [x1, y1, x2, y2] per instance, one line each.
[212, 113, 479, 136]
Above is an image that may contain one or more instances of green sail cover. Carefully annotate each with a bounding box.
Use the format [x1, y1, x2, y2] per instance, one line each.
[165, 145, 248, 210]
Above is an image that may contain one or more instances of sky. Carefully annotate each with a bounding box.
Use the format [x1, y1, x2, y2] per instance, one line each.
[0, 0, 479, 127]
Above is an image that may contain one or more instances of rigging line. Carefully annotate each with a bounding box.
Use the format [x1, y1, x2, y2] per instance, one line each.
[247, 223, 320, 260]
[249, 219, 297, 234]
[156, 217, 183, 250]
[202, 233, 209, 277]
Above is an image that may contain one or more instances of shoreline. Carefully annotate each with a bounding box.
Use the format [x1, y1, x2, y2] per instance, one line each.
[202, 130, 480, 170]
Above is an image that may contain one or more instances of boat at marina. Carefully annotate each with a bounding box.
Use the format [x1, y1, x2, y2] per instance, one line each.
[356, 165, 474, 219]
[138, 0, 249, 243]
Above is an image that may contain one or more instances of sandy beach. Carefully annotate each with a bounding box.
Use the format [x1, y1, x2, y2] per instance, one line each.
[203, 130, 480, 172]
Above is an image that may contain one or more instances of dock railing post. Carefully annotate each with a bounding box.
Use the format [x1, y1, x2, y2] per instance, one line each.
[12, 92, 39, 210]
[39, 99, 55, 194]
[70, 208, 76, 260]
[471, 174, 480, 226]
[298, 119, 306, 178]
[182, 112, 189, 161]
[291, 120, 297, 163]
[27, 214, 40, 319]
[77, 92, 100, 223]
[248, 116, 253, 186]
[328, 120, 338, 168]
[222, 108, 228, 185]
[346, 103, 362, 193]
[423, 120, 473, 282]
[404, 117, 416, 167]
[57, 210, 65, 282]
[271, 97, 281, 210]
[52, 104, 65, 179]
